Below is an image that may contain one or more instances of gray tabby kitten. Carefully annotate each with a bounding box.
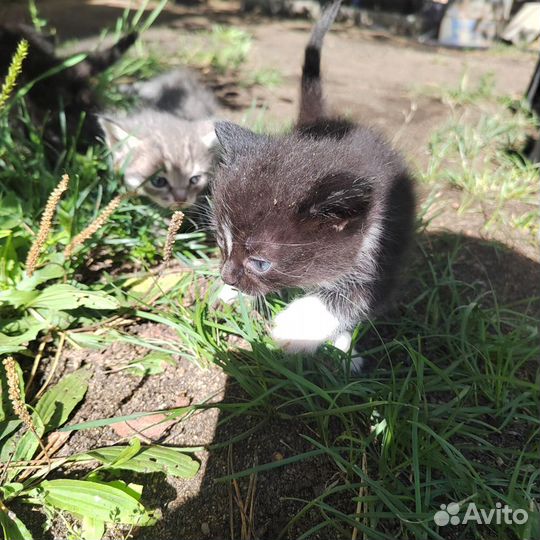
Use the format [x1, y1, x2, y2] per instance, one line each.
[99, 68, 218, 208]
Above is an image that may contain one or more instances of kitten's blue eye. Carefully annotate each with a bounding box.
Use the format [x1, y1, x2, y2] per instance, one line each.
[247, 257, 272, 273]
[151, 176, 168, 189]
[189, 175, 202, 185]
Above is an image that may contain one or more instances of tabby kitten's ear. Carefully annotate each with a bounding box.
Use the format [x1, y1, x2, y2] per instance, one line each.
[98, 117, 142, 168]
[197, 119, 218, 149]
[214, 121, 266, 162]
[297, 172, 372, 230]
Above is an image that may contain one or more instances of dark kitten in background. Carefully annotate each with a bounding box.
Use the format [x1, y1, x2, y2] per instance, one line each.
[0, 24, 137, 153]
[211, 0, 415, 354]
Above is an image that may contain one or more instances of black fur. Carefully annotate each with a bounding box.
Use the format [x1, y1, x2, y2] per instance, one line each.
[0, 24, 137, 154]
[212, 0, 415, 347]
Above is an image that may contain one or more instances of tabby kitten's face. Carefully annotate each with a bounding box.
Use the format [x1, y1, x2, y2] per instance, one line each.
[100, 116, 216, 208]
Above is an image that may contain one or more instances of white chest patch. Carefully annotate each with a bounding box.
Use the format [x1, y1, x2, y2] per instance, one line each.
[271, 295, 341, 353]
[223, 223, 233, 257]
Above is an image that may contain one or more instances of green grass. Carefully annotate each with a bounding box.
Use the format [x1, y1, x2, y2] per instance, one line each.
[418, 73, 540, 235]
[415, 70, 497, 108]
[1, 12, 539, 540]
[171, 25, 253, 75]
[134, 230, 538, 540]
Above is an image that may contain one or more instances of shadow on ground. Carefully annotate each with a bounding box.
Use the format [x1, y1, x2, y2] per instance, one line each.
[137, 230, 540, 540]
[0, 0, 246, 39]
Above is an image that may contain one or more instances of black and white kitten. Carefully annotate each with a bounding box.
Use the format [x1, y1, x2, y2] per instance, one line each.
[212, 0, 415, 353]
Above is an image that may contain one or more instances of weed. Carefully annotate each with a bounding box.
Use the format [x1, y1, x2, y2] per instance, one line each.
[243, 68, 283, 88]
[172, 25, 252, 75]
[416, 69, 497, 107]
[163, 210, 185, 264]
[421, 105, 539, 231]
[0, 39, 28, 110]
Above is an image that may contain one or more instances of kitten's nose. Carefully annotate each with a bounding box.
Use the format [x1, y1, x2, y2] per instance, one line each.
[172, 188, 187, 202]
[221, 261, 243, 286]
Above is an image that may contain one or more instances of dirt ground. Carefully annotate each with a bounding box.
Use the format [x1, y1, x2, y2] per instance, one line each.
[3, 1, 539, 539]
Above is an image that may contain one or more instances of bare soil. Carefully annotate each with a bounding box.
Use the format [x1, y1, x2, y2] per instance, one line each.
[3, 1, 539, 539]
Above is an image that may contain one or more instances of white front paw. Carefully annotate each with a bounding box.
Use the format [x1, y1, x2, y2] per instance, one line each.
[271, 296, 340, 353]
[218, 284, 240, 304]
[333, 332, 352, 352]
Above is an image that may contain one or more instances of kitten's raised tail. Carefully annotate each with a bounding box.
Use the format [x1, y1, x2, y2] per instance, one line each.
[74, 32, 138, 78]
[298, 0, 342, 126]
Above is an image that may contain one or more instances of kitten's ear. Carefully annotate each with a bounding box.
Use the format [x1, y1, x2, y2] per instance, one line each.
[197, 120, 218, 149]
[214, 121, 264, 160]
[298, 172, 372, 230]
[98, 117, 141, 168]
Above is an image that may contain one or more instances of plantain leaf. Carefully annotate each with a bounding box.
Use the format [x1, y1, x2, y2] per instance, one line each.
[15, 264, 64, 292]
[106, 438, 141, 469]
[1, 368, 90, 479]
[81, 516, 105, 540]
[127, 352, 175, 377]
[0, 323, 46, 355]
[1, 413, 44, 480]
[125, 272, 186, 299]
[80, 445, 200, 478]
[0, 289, 38, 308]
[0, 507, 33, 540]
[28, 284, 119, 310]
[35, 479, 155, 526]
[0, 420, 21, 443]
[34, 368, 91, 431]
[0, 482, 23, 500]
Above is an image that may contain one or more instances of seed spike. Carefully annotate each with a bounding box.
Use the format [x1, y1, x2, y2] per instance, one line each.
[25, 174, 69, 276]
[163, 210, 184, 264]
[64, 192, 130, 258]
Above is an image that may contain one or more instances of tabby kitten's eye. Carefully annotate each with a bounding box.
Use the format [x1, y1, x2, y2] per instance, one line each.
[246, 257, 272, 273]
[150, 176, 169, 189]
[189, 175, 202, 185]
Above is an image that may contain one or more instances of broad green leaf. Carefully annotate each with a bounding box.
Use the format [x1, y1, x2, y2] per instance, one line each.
[0, 507, 33, 540]
[127, 352, 175, 377]
[81, 445, 200, 478]
[2, 369, 89, 478]
[1, 414, 45, 479]
[0, 193, 23, 230]
[0, 289, 38, 308]
[88, 479, 143, 502]
[0, 324, 45, 355]
[0, 420, 21, 442]
[80, 516, 105, 540]
[0, 482, 23, 500]
[1, 315, 43, 336]
[36, 479, 155, 526]
[28, 284, 119, 310]
[16, 264, 64, 292]
[29, 308, 74, 330]
[34, 368, 91, 430]
[106, 438, 141, 469]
